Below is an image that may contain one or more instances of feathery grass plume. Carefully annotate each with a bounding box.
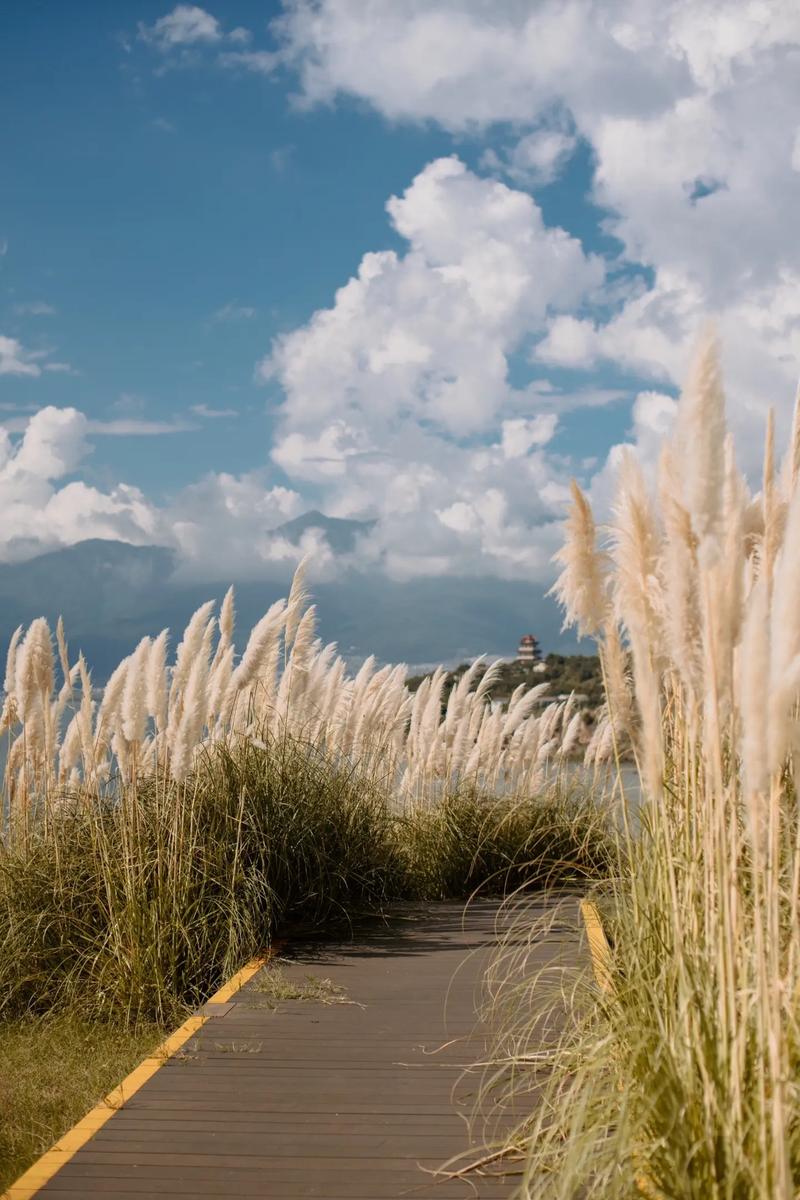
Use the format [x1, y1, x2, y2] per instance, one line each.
[676, 324, 727, 549]
[217, 585, 236, 655]
[283, 555, 310, 655]
[146, 629, 169, 733]
[599, 618, 633, 747]
[277, 604, 317, 721]
[55, 616, 71, 699]
[0, 624, 23, 732]
[495, 335, 800, 1200]
[609, 449, 664, 800]
[93, 654, 130, 768]
[169, 648, 210, 781]
[169, 600, 216, 708]
[785, 378, 800, 496]
[121, 636, 151, 746]
[766, 482, 800, 775]
[4, 623, 23, 699]
[657, 440, 702, 706]
[761, 405, 782, 594]
[550, 479, 610, 638]
[226, 598, 286, 701]
[15, 619, 55, 721]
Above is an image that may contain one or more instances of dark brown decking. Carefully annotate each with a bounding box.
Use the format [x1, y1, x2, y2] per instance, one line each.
[35, 897, 581, 1200]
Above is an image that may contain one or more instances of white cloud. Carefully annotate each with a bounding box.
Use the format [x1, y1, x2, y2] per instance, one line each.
[139, 5, 253, 57]
[483, 127, 578, 187]
[0, 335, 41, 377]
[248, 158, 606, 580]
[12, 301, 56, 317]
[167, 471, 304, 579]
[0, 407, 160, 560]
[501, 415, 558, 458]
[190, 403, 238, 419]
[139, 5, 223, 50]
[85, 418, 196, 435]
[211, 301, 257, 321]
[263, 157, 602, 438]
[273, 0, 800, 478]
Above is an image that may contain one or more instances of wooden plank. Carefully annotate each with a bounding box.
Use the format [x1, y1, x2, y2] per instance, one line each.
[28, 898, 580, 1199]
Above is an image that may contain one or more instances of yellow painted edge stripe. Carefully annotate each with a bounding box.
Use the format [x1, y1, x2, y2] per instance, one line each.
[579, 899, 614, 993]
[2, 952, 276, 1200]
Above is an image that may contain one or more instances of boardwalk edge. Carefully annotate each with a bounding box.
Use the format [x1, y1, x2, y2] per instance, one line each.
[1, 953, 274, 1200]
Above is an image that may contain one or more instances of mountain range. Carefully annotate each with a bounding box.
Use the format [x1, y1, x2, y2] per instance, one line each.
[0, 515, 577, 680]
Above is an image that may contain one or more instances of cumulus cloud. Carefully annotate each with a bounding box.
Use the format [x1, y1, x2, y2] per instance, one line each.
[167, 471, 304, 579]
[0, 408, 160, 560]
[248, 157, 605, 580]
[263, 156, 602, 437]
[273, 0, 800, 475]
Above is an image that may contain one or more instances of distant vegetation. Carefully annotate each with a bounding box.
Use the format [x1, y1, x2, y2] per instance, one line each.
[406, 653, 605, 708]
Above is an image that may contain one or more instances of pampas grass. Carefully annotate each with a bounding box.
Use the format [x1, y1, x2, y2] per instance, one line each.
[489, 333, 800, 1198]
[0, 556, 613, 1025]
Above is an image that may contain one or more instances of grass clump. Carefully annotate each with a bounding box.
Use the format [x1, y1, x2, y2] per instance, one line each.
[0, 732, 397, 1026]
[398, 785, 615, 900]
[0, 1012, 163, 1193]
[493, 331, 800, 1197]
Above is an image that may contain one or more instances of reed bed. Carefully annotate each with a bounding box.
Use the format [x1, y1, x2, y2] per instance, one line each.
[485, 331, 800, 1198]
[0, 568, 613, 1025]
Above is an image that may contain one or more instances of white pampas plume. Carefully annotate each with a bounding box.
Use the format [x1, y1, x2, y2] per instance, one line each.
[601, 619, 634, 742]
[474, 659, 504, 704]
[170, 650, 210, 781]
[121, 636, 151, 745]
[170, 600, 216, 705]
[59, 713, 82, 779]
[228, 599, 286, 696]
[766, 482, 800, 775]
[783, 378, 800, 498]
[210, 586, 235, 675]
[207, 643, 234, 729]
[610, 450, 664, 799]
[284, 556, 310, 654]
[550, 479, 610, 638]
[675, 325, 726, 548]
[15, 619, 55, 720]
[557, 708, 585, 758]
[219, 585, 235, 650]
[56, 616, 72, 697]
[502, 683, 551, 738]
[658, 442, 702, 704]
[4, 624, 23, 698]
[741, 572, 770, 805]
[94, 655, 130, 756]
[146, 630, 169, 731]
[761, 407, 786, 594]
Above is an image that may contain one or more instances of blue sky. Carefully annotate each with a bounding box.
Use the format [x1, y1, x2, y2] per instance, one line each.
[0, 1, 797, 659]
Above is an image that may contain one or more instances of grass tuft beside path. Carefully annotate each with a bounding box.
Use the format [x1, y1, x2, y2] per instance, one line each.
[0, 1013, 164, 1192]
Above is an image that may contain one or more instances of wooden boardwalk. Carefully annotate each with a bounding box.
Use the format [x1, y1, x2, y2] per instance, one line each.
[33, 898, 580, 1200]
